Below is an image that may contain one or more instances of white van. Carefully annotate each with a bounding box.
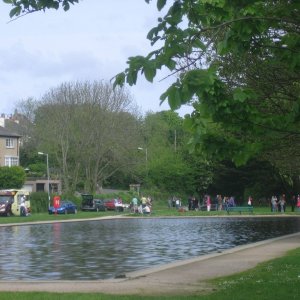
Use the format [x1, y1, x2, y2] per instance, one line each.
[0, 189, 30, 216]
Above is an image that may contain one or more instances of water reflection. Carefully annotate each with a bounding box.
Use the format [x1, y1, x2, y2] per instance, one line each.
[0, 217, 299, 280]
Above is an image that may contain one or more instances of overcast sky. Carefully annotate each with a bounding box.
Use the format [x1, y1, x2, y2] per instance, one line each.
[0, 0, 192, 117]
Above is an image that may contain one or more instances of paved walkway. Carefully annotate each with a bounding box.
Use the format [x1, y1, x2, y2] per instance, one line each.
[0, 231, 299, 295]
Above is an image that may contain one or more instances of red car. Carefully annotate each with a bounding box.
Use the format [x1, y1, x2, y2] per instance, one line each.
[104, 198, 125, 212]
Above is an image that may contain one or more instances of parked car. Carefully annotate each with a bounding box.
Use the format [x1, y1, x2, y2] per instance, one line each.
[48, 200, 77, 214]
[81, 194, 106, 212]
[103, 198, 128, 212]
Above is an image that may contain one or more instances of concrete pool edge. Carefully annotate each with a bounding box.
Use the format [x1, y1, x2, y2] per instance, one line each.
[124, 231, 300, 278]
[0, 213, 299, 228]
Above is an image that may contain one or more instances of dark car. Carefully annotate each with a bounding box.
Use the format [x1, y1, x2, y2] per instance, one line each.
[81, 194, 106, 212]
[48, 200, 77, 214]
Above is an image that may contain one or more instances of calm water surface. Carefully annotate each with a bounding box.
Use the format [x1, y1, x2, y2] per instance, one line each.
[0, 217, 299, 280]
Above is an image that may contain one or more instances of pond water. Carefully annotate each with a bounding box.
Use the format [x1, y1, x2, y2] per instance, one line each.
[0, 217, 300, 280]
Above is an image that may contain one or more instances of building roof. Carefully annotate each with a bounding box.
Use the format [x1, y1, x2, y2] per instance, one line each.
[0, 126, 21, 138]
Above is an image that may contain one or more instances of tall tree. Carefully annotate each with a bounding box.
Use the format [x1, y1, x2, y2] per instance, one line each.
[112, 0, 300, 178]
[14, 97, 40, 168]
[139, 111, 214, 195]
[34, 80, 141, 193]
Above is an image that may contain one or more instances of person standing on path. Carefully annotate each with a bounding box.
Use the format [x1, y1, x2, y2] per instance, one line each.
[131, 196, 138, 213]
[206, 195, 211, 212]
[291, 195, 297, 212]
[271, 195, 278, 212]
[248, 196, 253, 207]
[278, 195, 286, 213]
[296, 195, 300, 211]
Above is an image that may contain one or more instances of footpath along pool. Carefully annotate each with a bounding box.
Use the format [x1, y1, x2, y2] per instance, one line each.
[0, 216, 299, 280]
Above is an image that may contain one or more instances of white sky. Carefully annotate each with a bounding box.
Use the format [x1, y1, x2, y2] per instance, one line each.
[0, 0, 193, 117]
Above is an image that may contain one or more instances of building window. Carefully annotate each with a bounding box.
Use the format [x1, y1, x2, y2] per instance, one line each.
[6, 138, 14, 148]
[5, 156, 19, 167]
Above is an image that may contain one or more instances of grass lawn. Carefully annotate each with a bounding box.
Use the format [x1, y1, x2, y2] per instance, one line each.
[203, 247, 300, 300]
[0, 210, 123, 225]
[0, 204, 299, 226]
[0, 247, 299, 299]
[148, 204, 300, 217]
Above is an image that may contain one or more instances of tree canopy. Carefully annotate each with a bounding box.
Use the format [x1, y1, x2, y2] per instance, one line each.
[4, 0, 78, 18]
[6, 0, 300, 196]
[19, 80, 141, 194]
[140, 111, 207, 194]
[113, 0, 300, 176]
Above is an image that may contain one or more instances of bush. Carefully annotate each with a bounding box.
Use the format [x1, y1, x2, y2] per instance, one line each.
[30, 192, 48, 213]
[0, 166, 26, 189]
[94, 191, 134, 203]
[62, 194, 81, 208]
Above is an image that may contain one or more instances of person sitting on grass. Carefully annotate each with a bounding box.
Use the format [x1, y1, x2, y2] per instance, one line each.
[143, 205, 151, 215]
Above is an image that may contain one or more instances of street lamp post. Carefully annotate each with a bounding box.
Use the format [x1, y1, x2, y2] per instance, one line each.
[137, 147, 148, 164]
[137, 147, 148, 177]
[38, 151, 50, 209]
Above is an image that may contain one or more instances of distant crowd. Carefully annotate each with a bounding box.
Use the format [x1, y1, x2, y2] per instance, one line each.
[129, 193, 300, 214]
[270, 194, 300, 213]
[168, 193, 300, 212]
[168, 194, 240, 211]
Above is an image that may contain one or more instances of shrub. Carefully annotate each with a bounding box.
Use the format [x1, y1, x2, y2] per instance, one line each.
[0, 166, 25, 189]
[30, 192, 48, 213]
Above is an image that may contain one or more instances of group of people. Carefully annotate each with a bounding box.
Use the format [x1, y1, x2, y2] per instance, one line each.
[196, 195, 237, 211]
[271, 194, 300, 213]
[169, 193, 300, 213]
[131, 195, 152, 214]
[169, 194, 238, 211]
[168, 196, 182, 209]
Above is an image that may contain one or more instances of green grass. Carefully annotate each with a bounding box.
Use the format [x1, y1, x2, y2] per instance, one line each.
[202, 247, 300, 300]
[0, 248, 299, 299]
[0, 205, 299, 226]
[0, 210, 124, 225]
[150, 204, 300, 217]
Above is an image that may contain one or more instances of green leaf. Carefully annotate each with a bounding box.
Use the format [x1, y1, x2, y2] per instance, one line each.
[165, 59, 176, 71]
[52, 2, 60, 9]
[233, 88, 248, 102]
[113, 72, 125, 89]
[63, 2, 70, 11]
[157, 0, 167, 11]
[192, 39, 206, 50]
[143, 66, 156, 82]
[147, 27, 159, 40]
[164, 86, 182, 110]
[9, 6, 21, 18]
[126, 70, 138, 86]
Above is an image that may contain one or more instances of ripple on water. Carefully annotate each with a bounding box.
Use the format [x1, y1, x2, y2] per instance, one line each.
[0, 217, 299, 280]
